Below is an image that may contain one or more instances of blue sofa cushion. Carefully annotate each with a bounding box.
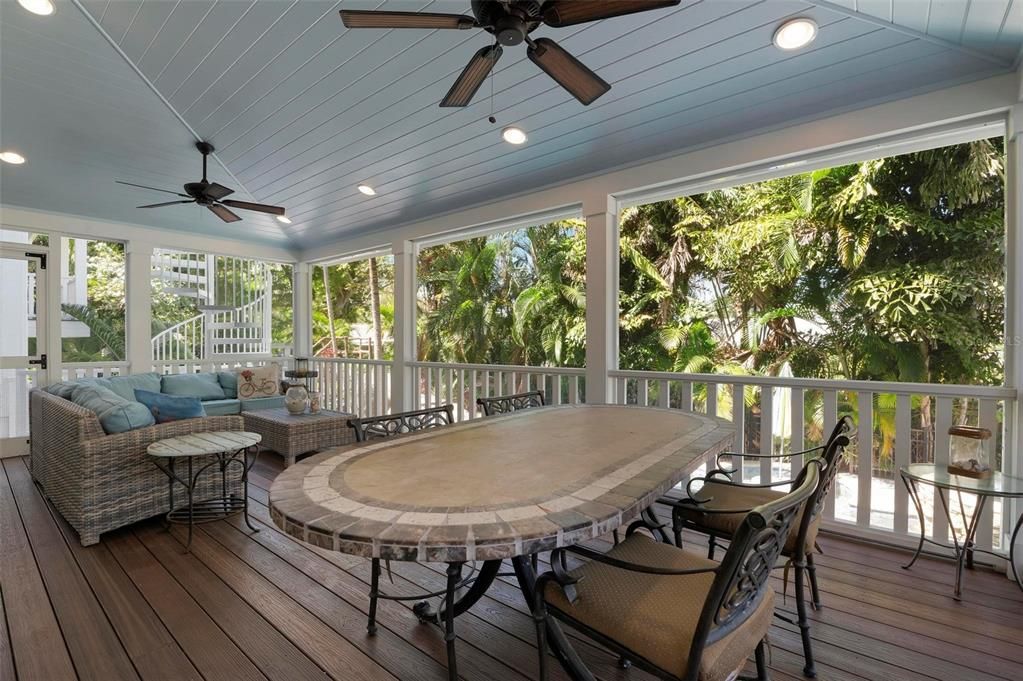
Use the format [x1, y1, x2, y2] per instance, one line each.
[45, 377, 111, 399]
[217, 372, 239, 398]
[240, 396, 286, 411]
[69, 384, 155, 434]
[161, 373, 226, 401]
[135, 389, 206, 424]
[106, 372, 162, 402]
[202, 399, 242, 416]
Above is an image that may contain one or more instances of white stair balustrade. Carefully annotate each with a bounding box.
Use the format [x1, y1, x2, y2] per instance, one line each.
[150, 250, 273, 361]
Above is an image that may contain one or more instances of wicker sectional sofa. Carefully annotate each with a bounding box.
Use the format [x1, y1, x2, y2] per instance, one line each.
[29, 389, 246, 546]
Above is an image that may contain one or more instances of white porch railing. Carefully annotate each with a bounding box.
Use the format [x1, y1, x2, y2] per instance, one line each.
[309, 358, 392, 418]
[410, 362, 586, 422]
[61, 362, 130, 380]
[152, 355, 287, 375]
[299, 358, 1017, 557]
[610, 369, 1017, 557]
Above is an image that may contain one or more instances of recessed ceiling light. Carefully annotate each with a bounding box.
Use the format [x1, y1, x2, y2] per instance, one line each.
[0, 151, 26, 165]
[276, 215, 292, 224]
[773, 18, 817, 50]
[17, 0, 54, 16]
[358, 184, 376, 196]
[502, 126, 527, 145]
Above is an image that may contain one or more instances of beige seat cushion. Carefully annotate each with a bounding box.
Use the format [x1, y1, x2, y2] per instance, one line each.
[544, 534, 775, 681]
[678, 481, 820, 556]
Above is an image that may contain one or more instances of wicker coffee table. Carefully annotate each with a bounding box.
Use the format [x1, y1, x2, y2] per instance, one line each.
[242, 408, 356, 467]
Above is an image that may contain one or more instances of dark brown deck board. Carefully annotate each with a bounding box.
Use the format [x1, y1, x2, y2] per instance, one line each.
[0, 462, 76, 681]
[104, 529, 270, 681]
[6, 453, 1023, 681]
[41, 473, 205, 681]
[3, 459, 135, 681]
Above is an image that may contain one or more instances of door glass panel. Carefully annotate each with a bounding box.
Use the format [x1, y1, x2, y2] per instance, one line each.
[1, 256, 38, 358]
[0, 367, 39, 441]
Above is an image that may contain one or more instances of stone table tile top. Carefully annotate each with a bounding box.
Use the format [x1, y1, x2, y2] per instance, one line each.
[147, 431, 261, 458]
[269, 404, 735, 562]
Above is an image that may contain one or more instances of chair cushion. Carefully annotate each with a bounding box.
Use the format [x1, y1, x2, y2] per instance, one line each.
[105, 372, 162, 402]
[135, 389, 207, 424]
[544, 534, 774, 681]
[69, 383, 155, 434]
[218, 371, 239, 398]
[679, 480, 820, 556]
[161, 373, 226, 401]
[202, 399, 242, 416]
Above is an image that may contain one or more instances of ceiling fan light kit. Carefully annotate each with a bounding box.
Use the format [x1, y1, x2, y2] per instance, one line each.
[341, 0, 680, 107]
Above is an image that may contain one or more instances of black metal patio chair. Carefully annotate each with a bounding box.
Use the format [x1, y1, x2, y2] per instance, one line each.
[345, 404, 457, 638]
[347, 404, 455, 442]
[532, 458, 822, 681]
[476, 390, 545, 416]
[658, 418, 853, 678]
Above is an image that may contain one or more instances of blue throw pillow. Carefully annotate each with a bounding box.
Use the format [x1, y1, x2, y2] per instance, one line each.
[218, 371, 239, 398]
[135, 389, 207, 423]
[69, 384, 155, 434]
[161, 372, 226, 401]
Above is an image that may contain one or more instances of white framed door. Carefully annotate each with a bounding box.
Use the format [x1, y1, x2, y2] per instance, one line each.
[1, 246, 49, 457]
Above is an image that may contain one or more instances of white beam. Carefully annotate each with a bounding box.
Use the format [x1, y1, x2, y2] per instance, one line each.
[0, 205, 296, 264]
[1006, 101, 1023, 576]
[125, 240, 154, 372]
[584, 194, 618, 405]
[293, 262, 312, 359]
[391, 240, 416, 413]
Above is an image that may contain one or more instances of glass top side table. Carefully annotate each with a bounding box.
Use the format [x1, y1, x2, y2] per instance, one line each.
[900, 463, 1023, 599]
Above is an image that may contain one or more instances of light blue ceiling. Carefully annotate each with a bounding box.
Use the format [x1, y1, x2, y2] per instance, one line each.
[1, 1, 1020, 250]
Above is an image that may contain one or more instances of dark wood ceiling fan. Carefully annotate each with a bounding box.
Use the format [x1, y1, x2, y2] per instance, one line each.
[340, 0, 681, 107]
[116, 141, 286, 224]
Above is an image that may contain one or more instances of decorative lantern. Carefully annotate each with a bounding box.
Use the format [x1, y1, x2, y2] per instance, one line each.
[948, 425, 992, 479]
[293, 357, 310, 378]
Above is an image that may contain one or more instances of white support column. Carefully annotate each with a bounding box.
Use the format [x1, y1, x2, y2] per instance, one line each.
[293, 262, 312, 360]
[391, 240, 416, 413]
[125, 240, 154, 373]
[1005, 99, 1023, 573]
[584, 194, 619, 404]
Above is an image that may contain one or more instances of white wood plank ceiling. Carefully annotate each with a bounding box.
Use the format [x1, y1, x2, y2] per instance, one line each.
[2, 0, 1020, 249]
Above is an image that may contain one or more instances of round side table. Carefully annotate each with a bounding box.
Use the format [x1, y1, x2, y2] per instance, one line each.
[900, 463, 1023, 599]
[147, 431, 262, 552]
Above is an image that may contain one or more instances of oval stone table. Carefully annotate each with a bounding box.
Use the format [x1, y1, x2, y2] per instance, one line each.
[269, 404, 735, 681]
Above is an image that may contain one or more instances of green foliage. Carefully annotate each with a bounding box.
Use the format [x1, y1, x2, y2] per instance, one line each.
[416, 221, 586, 366]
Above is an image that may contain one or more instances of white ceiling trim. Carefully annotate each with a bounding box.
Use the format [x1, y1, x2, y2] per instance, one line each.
[69, 0, 289, 240]
[811, 0, 1015, 67]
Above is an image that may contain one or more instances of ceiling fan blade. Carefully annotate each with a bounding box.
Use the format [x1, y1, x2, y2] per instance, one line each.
[208, 204, 241, 223]
[527, 38, 610, 105]
[204, 182, 234, 200]
[542, 0, 681, 27]
[340, 10, 476, 29]
[440, 45, 503, 108]
[221, 199, 286, 216]
[116, 180, 189, 197]
[138, 200, 194, 209]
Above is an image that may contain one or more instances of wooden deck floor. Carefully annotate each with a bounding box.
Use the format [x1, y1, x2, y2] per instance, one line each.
[3, 454, 1023, 681]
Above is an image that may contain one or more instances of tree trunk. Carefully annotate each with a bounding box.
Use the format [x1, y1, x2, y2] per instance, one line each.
[368, 257, 383, 360]
[322, 266, 337, 356]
